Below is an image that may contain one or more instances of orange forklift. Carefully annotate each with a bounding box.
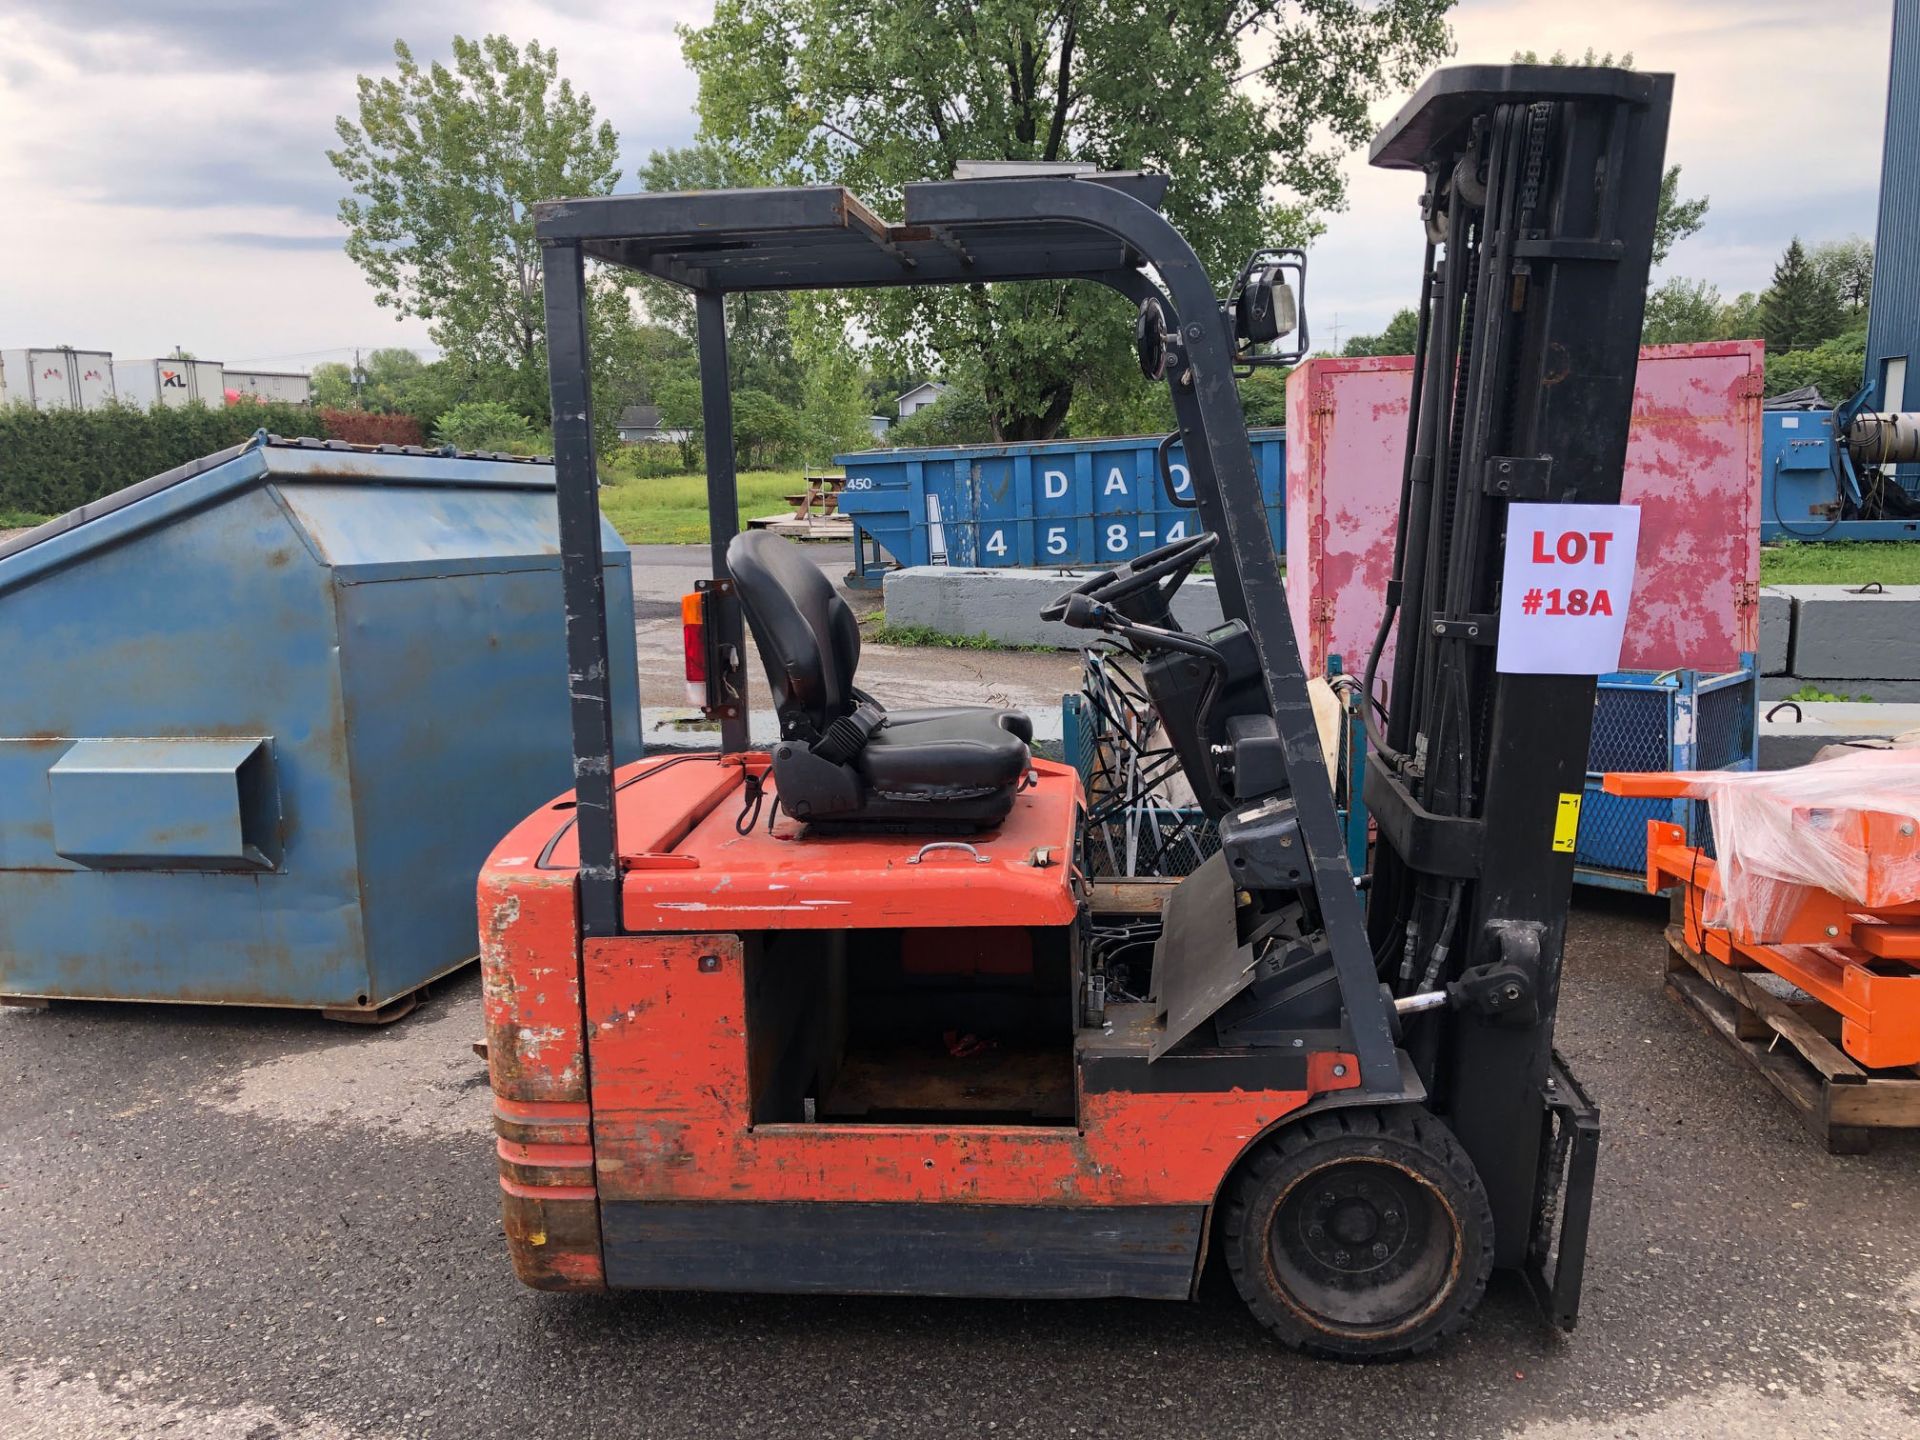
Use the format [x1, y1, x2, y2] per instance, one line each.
[481, 65, 1672, 1358]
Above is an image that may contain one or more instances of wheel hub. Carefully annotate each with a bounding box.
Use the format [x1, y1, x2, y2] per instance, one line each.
[1270, 1157, 1455, 1332]
[1297, 1167, 1414, 1274]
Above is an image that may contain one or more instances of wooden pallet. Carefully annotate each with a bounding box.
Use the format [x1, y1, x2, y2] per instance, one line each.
[1664, 924, 1920, 1153]
[744, 512, 854, 540]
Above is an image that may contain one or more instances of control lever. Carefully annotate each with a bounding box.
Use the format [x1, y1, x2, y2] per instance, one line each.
[1391, 962, 1537, 1028]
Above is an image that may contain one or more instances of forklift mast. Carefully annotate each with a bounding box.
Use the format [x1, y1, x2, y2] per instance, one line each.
[1365, 67, 1672, 1298]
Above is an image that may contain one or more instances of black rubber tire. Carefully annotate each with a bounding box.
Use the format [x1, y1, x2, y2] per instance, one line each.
[1221, 1107, 1494, 1361]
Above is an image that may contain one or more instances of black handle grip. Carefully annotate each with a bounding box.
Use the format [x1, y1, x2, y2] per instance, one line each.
[1157, 431, 1198, 510]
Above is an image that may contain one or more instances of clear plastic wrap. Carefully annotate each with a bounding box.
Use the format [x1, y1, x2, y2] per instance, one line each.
[1651, 746, 1920, 939]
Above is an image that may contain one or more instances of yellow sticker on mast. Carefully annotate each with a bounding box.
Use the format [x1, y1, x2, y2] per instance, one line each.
[1552, 792, 1583, 854]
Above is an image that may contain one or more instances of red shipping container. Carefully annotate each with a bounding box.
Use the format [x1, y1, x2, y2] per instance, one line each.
[1283, 341, 1763, 691]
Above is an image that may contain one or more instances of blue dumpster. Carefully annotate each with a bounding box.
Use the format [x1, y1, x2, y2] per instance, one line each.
[836, 430, 1286, 586]
[0, 434, 641, 1015]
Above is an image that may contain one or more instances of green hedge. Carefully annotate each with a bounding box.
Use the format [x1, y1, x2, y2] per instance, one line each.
[0, 400, 328, 516]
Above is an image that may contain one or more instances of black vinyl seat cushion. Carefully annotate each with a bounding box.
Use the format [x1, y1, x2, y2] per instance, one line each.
[887, 706, 1035, 744]
[726, 531, 1034, 827]
[856, 709, 1032, 801]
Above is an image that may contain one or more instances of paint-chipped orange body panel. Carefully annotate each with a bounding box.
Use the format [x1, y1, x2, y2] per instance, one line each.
[479, 754, 1362, 1293]
[480, 793, 601, 1288]
[581, 933, 1354, 1207]
[537, 754, 1082, 931]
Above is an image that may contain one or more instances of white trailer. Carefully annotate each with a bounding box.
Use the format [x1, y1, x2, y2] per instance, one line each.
[224, 369, 312, 405]
[0, 348, 117, 410]
[114, 357, 226, 409]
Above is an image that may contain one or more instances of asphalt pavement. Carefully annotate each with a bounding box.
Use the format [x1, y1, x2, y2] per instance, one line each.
[6, 891, 1920, 1439]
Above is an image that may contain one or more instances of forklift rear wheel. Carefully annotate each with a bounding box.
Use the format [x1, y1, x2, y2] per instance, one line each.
[1222, 1107, 1493, 1360]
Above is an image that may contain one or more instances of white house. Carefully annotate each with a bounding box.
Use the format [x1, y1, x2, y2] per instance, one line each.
[895, 381, 948, 418]
[617, 404, 691, 446]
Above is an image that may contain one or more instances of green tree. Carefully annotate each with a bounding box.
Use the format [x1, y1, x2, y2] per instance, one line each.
[329, 36, 642, 446]
[886, 369, 997, 447]
[1641, 276, 1723, 345]
[1512, 50, 1706, 266]
[634, 144, 806, 407]
[683, 0, 1455, 441]
[792, 297, 882, 463]
[1652, 165, 1710, 269]
[310, 348, 432, 412]
[330, 36, 620, 370]
[1717, 290, 1763, 341]
[1064, 375, 1176, 438]
[1760, 238, 1846, 354]
[434, 400, 540, 453]
[1811, 236, 1874, 317]
[730, 390, 803, 468]
[1238, 368, 1291, 429]
[1343, 308, 1420, 357]
[652, 375, 706, 470]
[310, 361, 356, 410]
[1765, 333, 1867, 401]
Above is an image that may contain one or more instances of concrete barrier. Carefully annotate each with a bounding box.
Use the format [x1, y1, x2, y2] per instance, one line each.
[1758, 700, 1920, 769]
[1759, 588, 1792, 675]
[1760, 676, 1920, 703]
[883, 565, 1225, 649]
[1787, 584, 1920, 679]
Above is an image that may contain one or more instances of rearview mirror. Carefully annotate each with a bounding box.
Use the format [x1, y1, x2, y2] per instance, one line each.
[1227, 248, 1309, 367]
[1238, 267, 1297, 345]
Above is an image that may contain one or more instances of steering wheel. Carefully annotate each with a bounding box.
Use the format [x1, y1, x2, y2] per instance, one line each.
[1039, 531, 1218, 625]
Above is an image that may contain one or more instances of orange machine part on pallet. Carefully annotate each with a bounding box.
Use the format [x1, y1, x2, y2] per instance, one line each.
[1607, 753, 1920, 1069]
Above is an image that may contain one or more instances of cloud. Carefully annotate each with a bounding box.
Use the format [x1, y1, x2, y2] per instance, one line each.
[1305, 0, 1891, 338]
[35, 0, 478, 74]
[210, 232, 345, 253]
[0, 0, 1893, 364]
[0, 1, 704, 362]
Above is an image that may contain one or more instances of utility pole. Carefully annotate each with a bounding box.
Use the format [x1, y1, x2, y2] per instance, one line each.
[352, 348, 366, 407]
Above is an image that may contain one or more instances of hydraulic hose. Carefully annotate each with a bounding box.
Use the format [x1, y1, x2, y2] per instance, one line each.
[1361, 236, 1438, 768]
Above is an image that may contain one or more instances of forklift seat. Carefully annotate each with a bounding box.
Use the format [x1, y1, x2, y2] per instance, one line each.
[727, 531, 1032, 827]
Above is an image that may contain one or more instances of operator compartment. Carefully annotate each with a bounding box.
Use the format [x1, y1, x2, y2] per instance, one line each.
[747, 922, 1078, 1127]
[631, 752, 1083, 1129]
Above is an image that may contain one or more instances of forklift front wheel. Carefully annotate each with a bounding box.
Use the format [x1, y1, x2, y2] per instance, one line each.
[1222, 1107, 1493, 1361]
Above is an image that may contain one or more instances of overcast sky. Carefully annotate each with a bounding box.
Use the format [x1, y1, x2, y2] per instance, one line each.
[0, 0, 1892, 369]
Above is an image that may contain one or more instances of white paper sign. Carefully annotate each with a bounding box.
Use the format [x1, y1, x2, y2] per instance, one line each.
[1496, 503, 1641, 675]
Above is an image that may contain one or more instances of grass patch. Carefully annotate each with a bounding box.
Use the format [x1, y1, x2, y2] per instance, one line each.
[1780, 683, 1877, 703]
[0, 510, 51, 529]
[863, 617, 1058, 652]
[1760, 542, 1920, 586]
[596, 464, 821, 545]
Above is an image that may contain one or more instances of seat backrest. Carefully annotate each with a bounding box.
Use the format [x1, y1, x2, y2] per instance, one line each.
[727, 530, 862, 737]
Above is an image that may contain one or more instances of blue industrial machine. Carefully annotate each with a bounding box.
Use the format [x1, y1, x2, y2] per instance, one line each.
[1752, 0, 1920, 543]
[1761, 398, 1920, 542]
[835, 429, 1286, 588]
[0, 434, 641, 1018]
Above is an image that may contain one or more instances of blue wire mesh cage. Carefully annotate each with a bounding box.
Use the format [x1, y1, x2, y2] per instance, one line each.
[1574, 660, 1757, 888]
